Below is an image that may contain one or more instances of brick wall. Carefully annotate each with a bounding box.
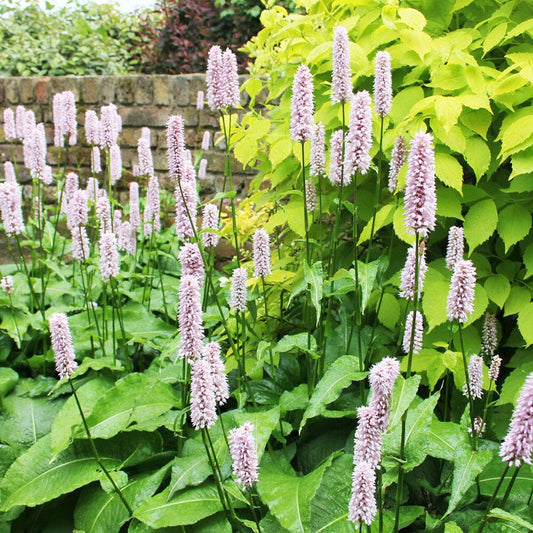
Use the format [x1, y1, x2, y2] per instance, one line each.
[0, 75, 255, 199]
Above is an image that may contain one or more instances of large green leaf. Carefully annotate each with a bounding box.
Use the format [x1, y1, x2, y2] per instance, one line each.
[0, 387, 64, 448]
[427, 420, 470, 462]
[387, 375, 421, 431]
[518, 303, 533, 346]
[304, 260, 323, 326]
[444, 448, 492, 517]
[300, 356, 366, 431]
[168, 454, 212, 500]
[258, 455, 334, 533]
[75, 373, 180, 439]
[133, 485, 223, 528]
[0, 432, 161, 511]
[464, 198, 498, 252]
[497, 204, 532, 252]
[74, 466, 169, 533]
[51, 376, 114, 458]
[382, 393, 440, 485]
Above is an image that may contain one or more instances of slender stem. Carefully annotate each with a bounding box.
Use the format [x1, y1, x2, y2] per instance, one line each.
[68, 378, 132, 515]
[301, 141, 311, 265]
[366, 116, 385, 262]
[458, 322, 478, 450]
[500, 465, 521, 507]
[377, 467, 384, 533]
[247, 487, 263, 533]
[261, 277, 276, 379]
[477, 464, 510, 533]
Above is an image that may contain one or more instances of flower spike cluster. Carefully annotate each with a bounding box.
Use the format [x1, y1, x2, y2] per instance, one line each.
[49, 313, 78, 380]
[206, 45, 240, 111]
[290, 65, 315, 142]
[331, 26, 352, 104]
[373, 51, 392, 118]
[447, 259, 476, 323]
[344, 91, 372, 177]
[229, 422, 259, 489]
[253, 229, 271, 278]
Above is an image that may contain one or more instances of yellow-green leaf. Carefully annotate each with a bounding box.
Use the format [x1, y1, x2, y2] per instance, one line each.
[464, 137, 491, 181]
[435, 152, 463, 192]
[463, 198, 498, 252]
[497, 204, 532, 252]
[434, 96, 463, 133]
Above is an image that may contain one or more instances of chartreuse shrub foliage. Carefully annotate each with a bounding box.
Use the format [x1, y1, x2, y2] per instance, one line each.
[1, 0, 533, 532]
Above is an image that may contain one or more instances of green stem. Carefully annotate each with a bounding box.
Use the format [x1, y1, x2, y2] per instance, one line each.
[301, 141, 311, 265]
[458, 322, 478, 450]
[261, 277, 276, 380]
[68, 378, 132, 515]
[477, 464, 510, 533]
[500, 465, 521, 507]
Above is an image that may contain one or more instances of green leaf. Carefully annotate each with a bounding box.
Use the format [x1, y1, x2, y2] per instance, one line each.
[427, 420, 470, 462]
[358, 204, 395, 245]
[523, 244, 533, 279]
[393, 203, 415, 245]
[387, 375, 421, 430]
[74, 466, 169, 533]
[51, 377, 114, 458]
[358, 258, 384, 312]
[133, 485, 223, 528]
[499, 112, 533, 157]
[465, 137, 491, 181]
[484, 274, 511, 309]
[280, 384, 309, 413]
[405, 349, 448, 391]
[377, 293, 400, 330]
[488, 508, 533, 530]
[310, 453, 352, 533]
[434, 97, 463, 134]
[168, 455, 212, 499]
[422, 268, 449, 330]
[285, 198, 306, 238]
[0, 433, 159, 511]
[76, 373, 180, 439]
[435, 152, 463, 192]
[497, 204, 532, 252]
[497, 361, 533, 406]
[504, 286, 531, 316]
[444, 449, 492, 517]
[518, 303, 533, 346]
[464, 198, 498, 252]
[510, 150, 533, 180]
[300, 356, 366, 431]
[382, 393, 440, 481]
[304, 261, 323, 326]
[0, 367, 18, 396]
[258, 455, 334, 533]
[436, 187, 464, 220]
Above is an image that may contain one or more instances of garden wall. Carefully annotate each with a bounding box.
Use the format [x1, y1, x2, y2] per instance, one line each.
[0, 74, 255, 198]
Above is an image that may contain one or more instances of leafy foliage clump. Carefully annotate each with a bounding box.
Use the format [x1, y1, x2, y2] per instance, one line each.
[0, 0, 145, 76]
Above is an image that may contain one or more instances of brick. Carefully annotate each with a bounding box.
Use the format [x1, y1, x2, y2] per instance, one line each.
[99, 77, 116, 104]
[120, 127, 141, 148]
[171, 77, 190, 107]
[153, 76, 171, 106]
[153, 149, 167, 171]
[20, 79, 35, 104]
[188, 74, 206, 102]
[5, 79, 19, 105]
[120, 107, 170, 128]
[199, 108, 219, 128]
[0, 79, 4, 105]
[49, 77, 80, 100]
[81, 77, 100, 104]
[134, 77, 154, 105]
[179, 107, 199, 127]
[117, 77, 135, 105]
[35, 78, 50, 104]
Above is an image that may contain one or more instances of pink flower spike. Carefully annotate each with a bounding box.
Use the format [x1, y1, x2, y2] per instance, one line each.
[196, 90, 205, 110]
[129, 182, 141, 232]
[4, 161, 16, 184]
[222, 48, 240, 109]
[198, 159, 208, 180]
[204, 341, 229, 406]
[329, 129, 346, 186]
[91, 146, 102, 174]
[109, 144, 122, 185]
[174, 178, 198, 240]
[99, 231, 120, 281]
[179, 242, 205, 285]
[447, 259, 476, 323]
[190, 357, 217, 430]
[374, 51, 392, 118]
[141, 127, 151, 143]
[167, 115, 186, 182]
[388, 136, 406, 193]
[144, 175, 161, 236]
[29, 124, 47, 181]
[500, 371, 533, 467]
[1, 275, 14, 295]
[230, 267, 247, 312]
[201, 130, 211, 151]
[202, 203, 219, 248]
[369, 356, 400, 399]
[42, 165, 53, 186]
[399, 242, 427, 300]
[61, 91, 77, 145]
[137, 137, 154, 177]
[206, 46, 240, 110]
[482, 312, 498, 357]
[353, 406, 383, 469]
[3, 108, 16, 141]
[15, 105, 26, 140]
[404, 132, 437, 237]
[331, 26, 352, 104]
[344, 91, 372, 177]
[53, 93, 65, 147]
[178, 274, 204, 361]
[446, 226, 464, 271]
[96, 195, 111, 235]
[306, 179, 317, 212]
[402, 310, 424, 355]
[290, 65, 315, 142]
[489, 354, 502, 383]
[85, 109, 100, 145]
[310, 123, 326, 177]
[463, 354, 483, 400]
[49, 313, 78, 380]
[348, 462, 377, 526]
[71, 226, 90, 261]
[67, 189, 88, 230]
[229, 423, 259, 489]
[100, 103, 119, 149]
[0, 181, 25, 237]
[117, 220, 136, 255]
[253, 228, 271, 278]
